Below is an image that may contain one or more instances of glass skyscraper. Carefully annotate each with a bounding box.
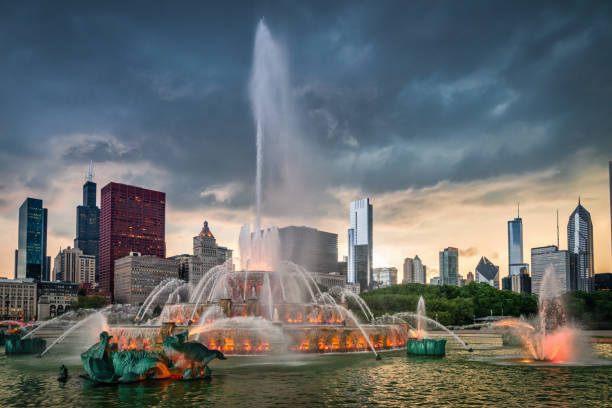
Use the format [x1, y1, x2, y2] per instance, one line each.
[531, 245, 573, 295]
[74, 172, 100, 284]
[15, 197, 49, 281]
[508, 216, 526, 276]
[347, 198, 373, 291]
[439, 247, 458, 286]
[567, 199, 594, 292]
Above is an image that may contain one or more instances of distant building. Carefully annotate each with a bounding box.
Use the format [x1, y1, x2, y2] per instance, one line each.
[337, 260, 347, 277]
[458, 275, 467, 287]
[278, 226, 338, 273]
[531, 245, 574, 296]
[402, 257, 414, 283]
[568, 199, 594, 292]
[501, 276, 511, 291]
[167, 254, 191, 281]
[114, 252, 178, 305]
[344, 283, 360, 295]
[373, 267, 398, 287]
[508, 215, 527, 276]
[185, 221, 233, 284]
[430, 277, 441, 285]
[15, 197, 50, 281]
[595, 273, 612, 291]
[609, 161, 611, 263]
[99, 182, 166, 301]
[74, 166, 100, 283]
[413, 256, 426, 284]
[0, 278, 37, 321]
[466, 271, 474, 284]
[36, 281, 79, 319]
[348, 198, 373, 292]
[439, 247, 459, 285]
[312, 272, 346, 291]
[475, 256, 500, 289]
[52, 246, 95, 285]
[511, 267, 532, 295]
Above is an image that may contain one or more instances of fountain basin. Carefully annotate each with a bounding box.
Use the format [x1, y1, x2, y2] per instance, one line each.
[406, 339, 446, 357]
[4, 335, 47, 355]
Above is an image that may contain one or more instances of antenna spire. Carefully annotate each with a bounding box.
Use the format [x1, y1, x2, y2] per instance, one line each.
[556, 208, 559, 248]
[87, 161, 94, 182]
[517, 202, 520, 218]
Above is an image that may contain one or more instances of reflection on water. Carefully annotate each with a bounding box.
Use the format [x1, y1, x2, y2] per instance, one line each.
[0, 340, 610, 407]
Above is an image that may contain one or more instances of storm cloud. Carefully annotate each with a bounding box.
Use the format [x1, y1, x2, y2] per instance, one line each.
[1, 1, 611, 277]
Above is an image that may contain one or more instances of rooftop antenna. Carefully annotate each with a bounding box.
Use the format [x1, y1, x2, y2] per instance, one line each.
[517, 202, 520, 218]
[87, 160, 94, 182]
[556, 208, 559, 248]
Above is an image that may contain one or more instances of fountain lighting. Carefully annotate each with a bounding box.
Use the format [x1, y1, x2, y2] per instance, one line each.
[494, 267, 583, 362]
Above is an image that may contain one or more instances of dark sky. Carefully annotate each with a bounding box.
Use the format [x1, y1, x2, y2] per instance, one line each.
[1, 1, 611, 277]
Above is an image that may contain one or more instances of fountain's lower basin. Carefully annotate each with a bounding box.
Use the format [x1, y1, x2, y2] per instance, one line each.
[108, 322, 408, 355]
[406, 338, 446, 356]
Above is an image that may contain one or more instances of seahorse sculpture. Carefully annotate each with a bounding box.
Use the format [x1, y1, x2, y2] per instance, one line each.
[163, 331, 226, 379]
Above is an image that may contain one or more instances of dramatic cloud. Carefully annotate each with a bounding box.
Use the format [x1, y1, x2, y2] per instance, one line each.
[1, 1, 611, 279]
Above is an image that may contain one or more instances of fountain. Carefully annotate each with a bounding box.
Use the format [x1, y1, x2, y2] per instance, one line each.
[494, 268, 582, 363]
[405, 297, 448, 357]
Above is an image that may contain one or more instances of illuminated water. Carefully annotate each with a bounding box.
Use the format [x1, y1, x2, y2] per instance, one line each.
[1, 336, 610, 407]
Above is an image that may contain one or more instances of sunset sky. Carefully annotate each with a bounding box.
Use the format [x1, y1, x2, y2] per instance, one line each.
[1, 1, 611, 281]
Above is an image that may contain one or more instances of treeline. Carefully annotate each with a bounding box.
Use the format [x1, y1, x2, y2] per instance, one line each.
[360, 283, 537, 327]
[70, 295, 109, 311]
[359, 283, 612, 328]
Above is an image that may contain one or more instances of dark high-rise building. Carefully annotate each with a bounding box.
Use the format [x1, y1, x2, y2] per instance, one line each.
[568, 199, 594, 292]
[609, 161, 611, 264]
[15, 198, 49, 281]
[74, 167, 100, 283]
[99, 182, 165, 301]
[278, 226, 338, 273]
[439, 247, 458, 285]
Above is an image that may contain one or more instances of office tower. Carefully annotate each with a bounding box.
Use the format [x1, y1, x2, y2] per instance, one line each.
[508, 211, 528, 276]
[74, 165, 100, 283]
[114, 252, 178, 305]
[568, 199, 594, 292]
[466, 271, 474, 285]
[609, 161, 611, 266]
[439, 247, 459, 285]
[403, 257, 414, 283]
[413, 255, 426, 284]
[531, 245, 574, 296]
[15, 198, 49, 281]
[373, 267, 398, 287]
[186, 221, 233, 283]
[511, 267, 532, 295]
[278, 226, 338, 273]
[348, 198, 373, 291]
[475, 256, 500, 289]
[99, 182, 166, 301]
[52, 246, 96, 284]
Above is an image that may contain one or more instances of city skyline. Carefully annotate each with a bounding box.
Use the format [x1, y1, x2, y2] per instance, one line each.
[1, 3, 612, 280]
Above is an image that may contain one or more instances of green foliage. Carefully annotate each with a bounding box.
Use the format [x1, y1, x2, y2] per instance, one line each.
[360, 283, 537, 326]
[71, 295, 110, 311]
[563, 290, 612, 329]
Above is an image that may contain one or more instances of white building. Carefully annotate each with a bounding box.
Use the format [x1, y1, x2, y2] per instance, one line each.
[114, 252, 179, 305]
[348, 198, 373, 292]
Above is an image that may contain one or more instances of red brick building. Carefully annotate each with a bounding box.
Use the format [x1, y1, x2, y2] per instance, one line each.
[99, 182, 165, 301]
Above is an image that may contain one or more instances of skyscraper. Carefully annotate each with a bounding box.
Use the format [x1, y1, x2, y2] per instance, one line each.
[74, 165, 100, 283]
[348, 198, 373, 292]
[99, 182, 166, 301]
[609, 161, 611, 263]
[531, 245, 573, 295]
[475, 256, 500, 289]
[413, 255, 426, 284]
[439, 247, 458, 285]
[567, 199, 594, 292]
[278, 226, 338, 273]
[15, 198, 49, 281]
[402, 257, 414, 283]
[508, 213, 526, 276]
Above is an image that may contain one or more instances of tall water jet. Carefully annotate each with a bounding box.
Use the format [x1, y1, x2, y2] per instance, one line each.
[416, 296, 426, 339]
[494, 267, 581, 362]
